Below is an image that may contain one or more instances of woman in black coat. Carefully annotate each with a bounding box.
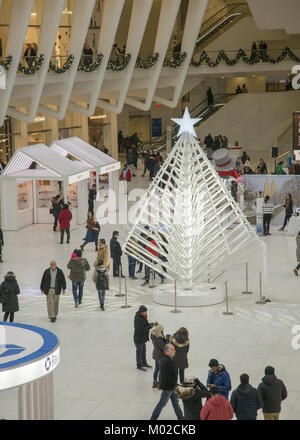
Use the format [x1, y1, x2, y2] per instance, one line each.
[171, 327, 190, 384]
[279, 193, 293, 231]
[0, 272, 20, 322]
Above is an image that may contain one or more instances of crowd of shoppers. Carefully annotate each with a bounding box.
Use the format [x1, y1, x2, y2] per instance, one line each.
[134, 306, 288, 420]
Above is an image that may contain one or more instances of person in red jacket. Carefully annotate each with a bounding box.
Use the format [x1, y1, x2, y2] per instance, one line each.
[200, 386, 234, 420]
[141, 235, 165, 286]
[119, 164, 131, 182]
[58, 204, 72, 244]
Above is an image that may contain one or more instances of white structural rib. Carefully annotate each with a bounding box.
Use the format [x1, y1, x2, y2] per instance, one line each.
[68, 0, 126, 116]
[38, 0, 96, 119]
[153, 0, 208, 108]
[97, 0, 153, 114]
[125, 0, 181, 111]
[7, 0, 65, 123]
[123, 122, 267, 296]
[0, 0, 34, 127]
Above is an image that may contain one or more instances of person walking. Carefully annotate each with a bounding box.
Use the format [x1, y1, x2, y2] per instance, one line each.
[257, 366, 287, 420]
[206, 358, 232, 400]
[119, 164, 132, 182]
[241, 151, 250, 165]
[40, 260, 66, 323]
[126, 236, 138, 280]
[0, 272, 20, 323]
[150, 344, 184, 420]
[95, 238, 110, 269]
[58, 203, 72, 244]
[0, 227, 4, 262]
[171, 327, 189, 384]
[150, 322, 166, 388]
[230, 374, 263, 420]
[175, 377, 209, 420]
[134, 305, 153, 371]
[262, 195, 274, 236]
[110, 231, 124, 277]
[293, 231, 300, 276]
[88, 184, 97, 216]
[92, 259, 109, 311]
[51, 195, 63, 231]
[279, 194, 293, 231]
[67, 250, 90, 307]
[81, 211, 101, 252]
[200, 386, 234, 420]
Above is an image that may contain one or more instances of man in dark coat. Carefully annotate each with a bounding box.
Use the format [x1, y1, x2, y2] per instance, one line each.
[40, 261, 66, 322]
[257, 366, 287, 420]
[230, 373, 262, 420]
[134, 305, 153, 371]
[0, 227, 4, 262]
[150, 344, 184, 420]
[0, 272, 20, 322]
[51, 195, 63, 231]
[110, 231, 124, 277]
[207, 86, 214, 107]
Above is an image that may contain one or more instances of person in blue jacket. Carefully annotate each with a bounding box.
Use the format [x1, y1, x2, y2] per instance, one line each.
[206, 359, 232, 400]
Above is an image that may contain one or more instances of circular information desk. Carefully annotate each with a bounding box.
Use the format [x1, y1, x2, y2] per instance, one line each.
[0, 322, 60, 420]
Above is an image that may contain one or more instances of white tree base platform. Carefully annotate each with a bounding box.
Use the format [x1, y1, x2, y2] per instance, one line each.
[153, 282, 225, 307]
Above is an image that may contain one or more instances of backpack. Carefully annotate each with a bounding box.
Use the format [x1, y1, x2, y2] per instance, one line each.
[96, 270, 109, 290]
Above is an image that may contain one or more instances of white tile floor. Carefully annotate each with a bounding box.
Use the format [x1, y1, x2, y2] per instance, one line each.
[0, 173, 300, 420]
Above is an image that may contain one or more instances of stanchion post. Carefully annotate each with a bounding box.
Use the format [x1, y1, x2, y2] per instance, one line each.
[242, 262, 253, 294]
[148, 268, 156, 289]
[222, 281, 234, 316]
[256, 271, 266, 304]
[115, 268, 125, 297]
[170, 280, 181, 313]
[121, 277, 132, 309]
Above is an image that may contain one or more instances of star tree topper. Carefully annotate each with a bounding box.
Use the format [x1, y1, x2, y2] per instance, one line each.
[171, 107, 201, 138]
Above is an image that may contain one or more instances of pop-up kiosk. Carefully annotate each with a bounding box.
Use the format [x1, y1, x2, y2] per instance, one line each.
[1, 144, 91, 230]
[50, 137, 120, 211]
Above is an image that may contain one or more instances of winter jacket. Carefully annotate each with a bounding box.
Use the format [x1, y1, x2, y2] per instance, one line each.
[92, 265, 109, 291]
[110, 236, 122, 259]
[206, 365, 232, 400]
[67, 258, 90, 283]
[284, 199, 293, 215]
[175, 380, 209, 420]
[126, 148, 136, 165]
[151, 334, 165, 361]
[40, 267, 66, 295]
[230, 383, 262, 420]
[95, 244, 110, 269]
[257, 374, 287, 413]
[52, 199, 63, 217]
[171, 332, 189, 370]
[58, 208, 72, 230]
[134, 312, 152, 344]
[119, 168, 131, 182]
[0, 229, 4, 246]
[296, 234, 300, 262]
[0, 276, 20, 313]
[159, 354, 178, 391]
[200, 394, 234, 420]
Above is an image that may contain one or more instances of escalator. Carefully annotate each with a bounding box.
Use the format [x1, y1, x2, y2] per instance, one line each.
[141, 93, 236, 154]
[166, 2, 249, 59]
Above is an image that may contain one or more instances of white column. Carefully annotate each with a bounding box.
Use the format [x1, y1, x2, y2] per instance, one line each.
[108, 170, 119, 215]
[33, 180, 38, 224]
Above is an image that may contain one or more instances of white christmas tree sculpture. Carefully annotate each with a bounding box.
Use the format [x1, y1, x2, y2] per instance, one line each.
[123, 108, 268, 302]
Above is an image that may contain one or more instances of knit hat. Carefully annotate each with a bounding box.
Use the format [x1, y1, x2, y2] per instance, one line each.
[138, 305, 147, 313]
[208, 359, 219, 368]
[265, 366, 275, 375]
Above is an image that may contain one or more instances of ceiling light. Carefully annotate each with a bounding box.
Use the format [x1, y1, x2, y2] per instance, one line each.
[34, 116, 45, 123]
[89, 115, 107, 120]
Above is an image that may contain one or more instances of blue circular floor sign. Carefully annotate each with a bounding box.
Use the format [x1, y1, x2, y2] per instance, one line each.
[0, 322, 60, 391]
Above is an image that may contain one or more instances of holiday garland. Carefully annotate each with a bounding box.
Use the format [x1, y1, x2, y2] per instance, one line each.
[107, 53, 131, 71]
[78, 53, 103, 72]
[49, 54, 74, 73]
[0, 55, 12, 71]
[18, 54, 44, 74]
[190, 47, 300, 67]
[163, 51, 187, 68]
[136, 52, 159, 69]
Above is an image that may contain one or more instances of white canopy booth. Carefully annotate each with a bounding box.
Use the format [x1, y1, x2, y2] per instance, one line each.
[1, 144, 91, 231]
[50, 137, 121, 213]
